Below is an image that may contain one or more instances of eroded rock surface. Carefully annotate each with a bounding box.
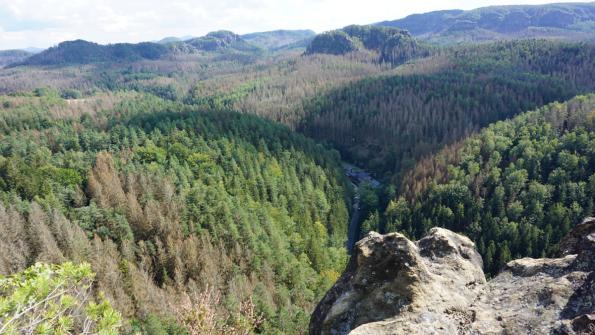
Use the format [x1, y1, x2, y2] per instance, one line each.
[310, 218, 595, 335]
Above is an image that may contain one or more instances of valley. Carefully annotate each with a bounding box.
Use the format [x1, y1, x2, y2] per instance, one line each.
[0, 1, 594, 334]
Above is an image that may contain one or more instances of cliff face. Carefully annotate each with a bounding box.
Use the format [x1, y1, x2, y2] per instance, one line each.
[310, 218, 595, 335]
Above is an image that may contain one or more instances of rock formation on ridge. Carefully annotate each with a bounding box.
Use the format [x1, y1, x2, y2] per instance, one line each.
[311, 218, 595, 335]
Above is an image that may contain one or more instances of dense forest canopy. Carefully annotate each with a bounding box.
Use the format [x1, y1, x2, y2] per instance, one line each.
[387, 94, 595, 275]
[0, 4, 594, 332]
[300, 40, 595, 182]
[0, 92, 349, 333]
[0, 262, 122, 334]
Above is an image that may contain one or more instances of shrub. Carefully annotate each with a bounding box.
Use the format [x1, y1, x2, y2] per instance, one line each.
[0, 262, 122, 334]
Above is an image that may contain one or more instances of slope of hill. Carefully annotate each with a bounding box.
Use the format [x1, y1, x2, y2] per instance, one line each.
[0, 50, 32, 68]
[242, 29, 316, 50]
[389, 94, 595, 274]
[306, 25, 428, 64]
[14, 40, 169, 66]
[0, 92, 350, 333]
[300, 40, 595, 181]
[377, 2, 595, 43]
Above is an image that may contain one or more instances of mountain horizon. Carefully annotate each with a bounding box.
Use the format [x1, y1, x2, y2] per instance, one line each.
[3, 1, 593, 51]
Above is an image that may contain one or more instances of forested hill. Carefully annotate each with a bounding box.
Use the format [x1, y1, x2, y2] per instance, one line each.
[242, 29, 316, 50]
[385, 94, 595, 275]
[301, 40, 595, 182]
[14, 40, 169, 66]
[1, 7, 595, 333]
[306, 25, 429, 64]
[377, 2, 595, 43]
[170, 30, 262, 54]
[0, 92, 349, 333]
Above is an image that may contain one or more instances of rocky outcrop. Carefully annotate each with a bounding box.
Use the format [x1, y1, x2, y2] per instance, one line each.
[310, 218, 595, 335]
[305, 25, 428, 65]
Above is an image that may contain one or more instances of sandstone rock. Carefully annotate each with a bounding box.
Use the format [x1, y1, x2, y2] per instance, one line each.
[310, 218, 595, 335]
[310, 228, 486, 334]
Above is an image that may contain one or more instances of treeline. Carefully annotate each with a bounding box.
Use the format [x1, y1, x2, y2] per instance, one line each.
[0, 93, 349, 333]
[383, 94, 595, 275]
[300, 40, 595, 182]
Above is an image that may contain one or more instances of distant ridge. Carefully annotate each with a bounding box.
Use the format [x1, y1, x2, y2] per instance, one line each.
[14, 40, 168, 66]
[155, 36, 194, 44]
[377, 2, 595, 43]
[10, 31, 261, 67]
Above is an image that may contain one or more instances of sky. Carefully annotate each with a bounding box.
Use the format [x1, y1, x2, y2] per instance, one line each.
[0, 0, 587, 50]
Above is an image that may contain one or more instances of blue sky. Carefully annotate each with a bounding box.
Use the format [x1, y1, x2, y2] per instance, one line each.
[0, 0, 587, 49]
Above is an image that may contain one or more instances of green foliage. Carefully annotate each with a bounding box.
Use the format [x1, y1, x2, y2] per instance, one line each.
[137, 315, 188, 335]
[395, 94, 595, 275]
[185, 79, 267, 110]
[302, 40, 595, 182]
[1, 27, 594, 333]
[60, 89, 83, 100]
[0, 93, 349, 333]
[0, 262, 121, 334]
[33, 87, 60, 98]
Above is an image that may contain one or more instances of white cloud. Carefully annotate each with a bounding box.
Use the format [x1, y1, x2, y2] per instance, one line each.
[0, 0, 586, 49]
